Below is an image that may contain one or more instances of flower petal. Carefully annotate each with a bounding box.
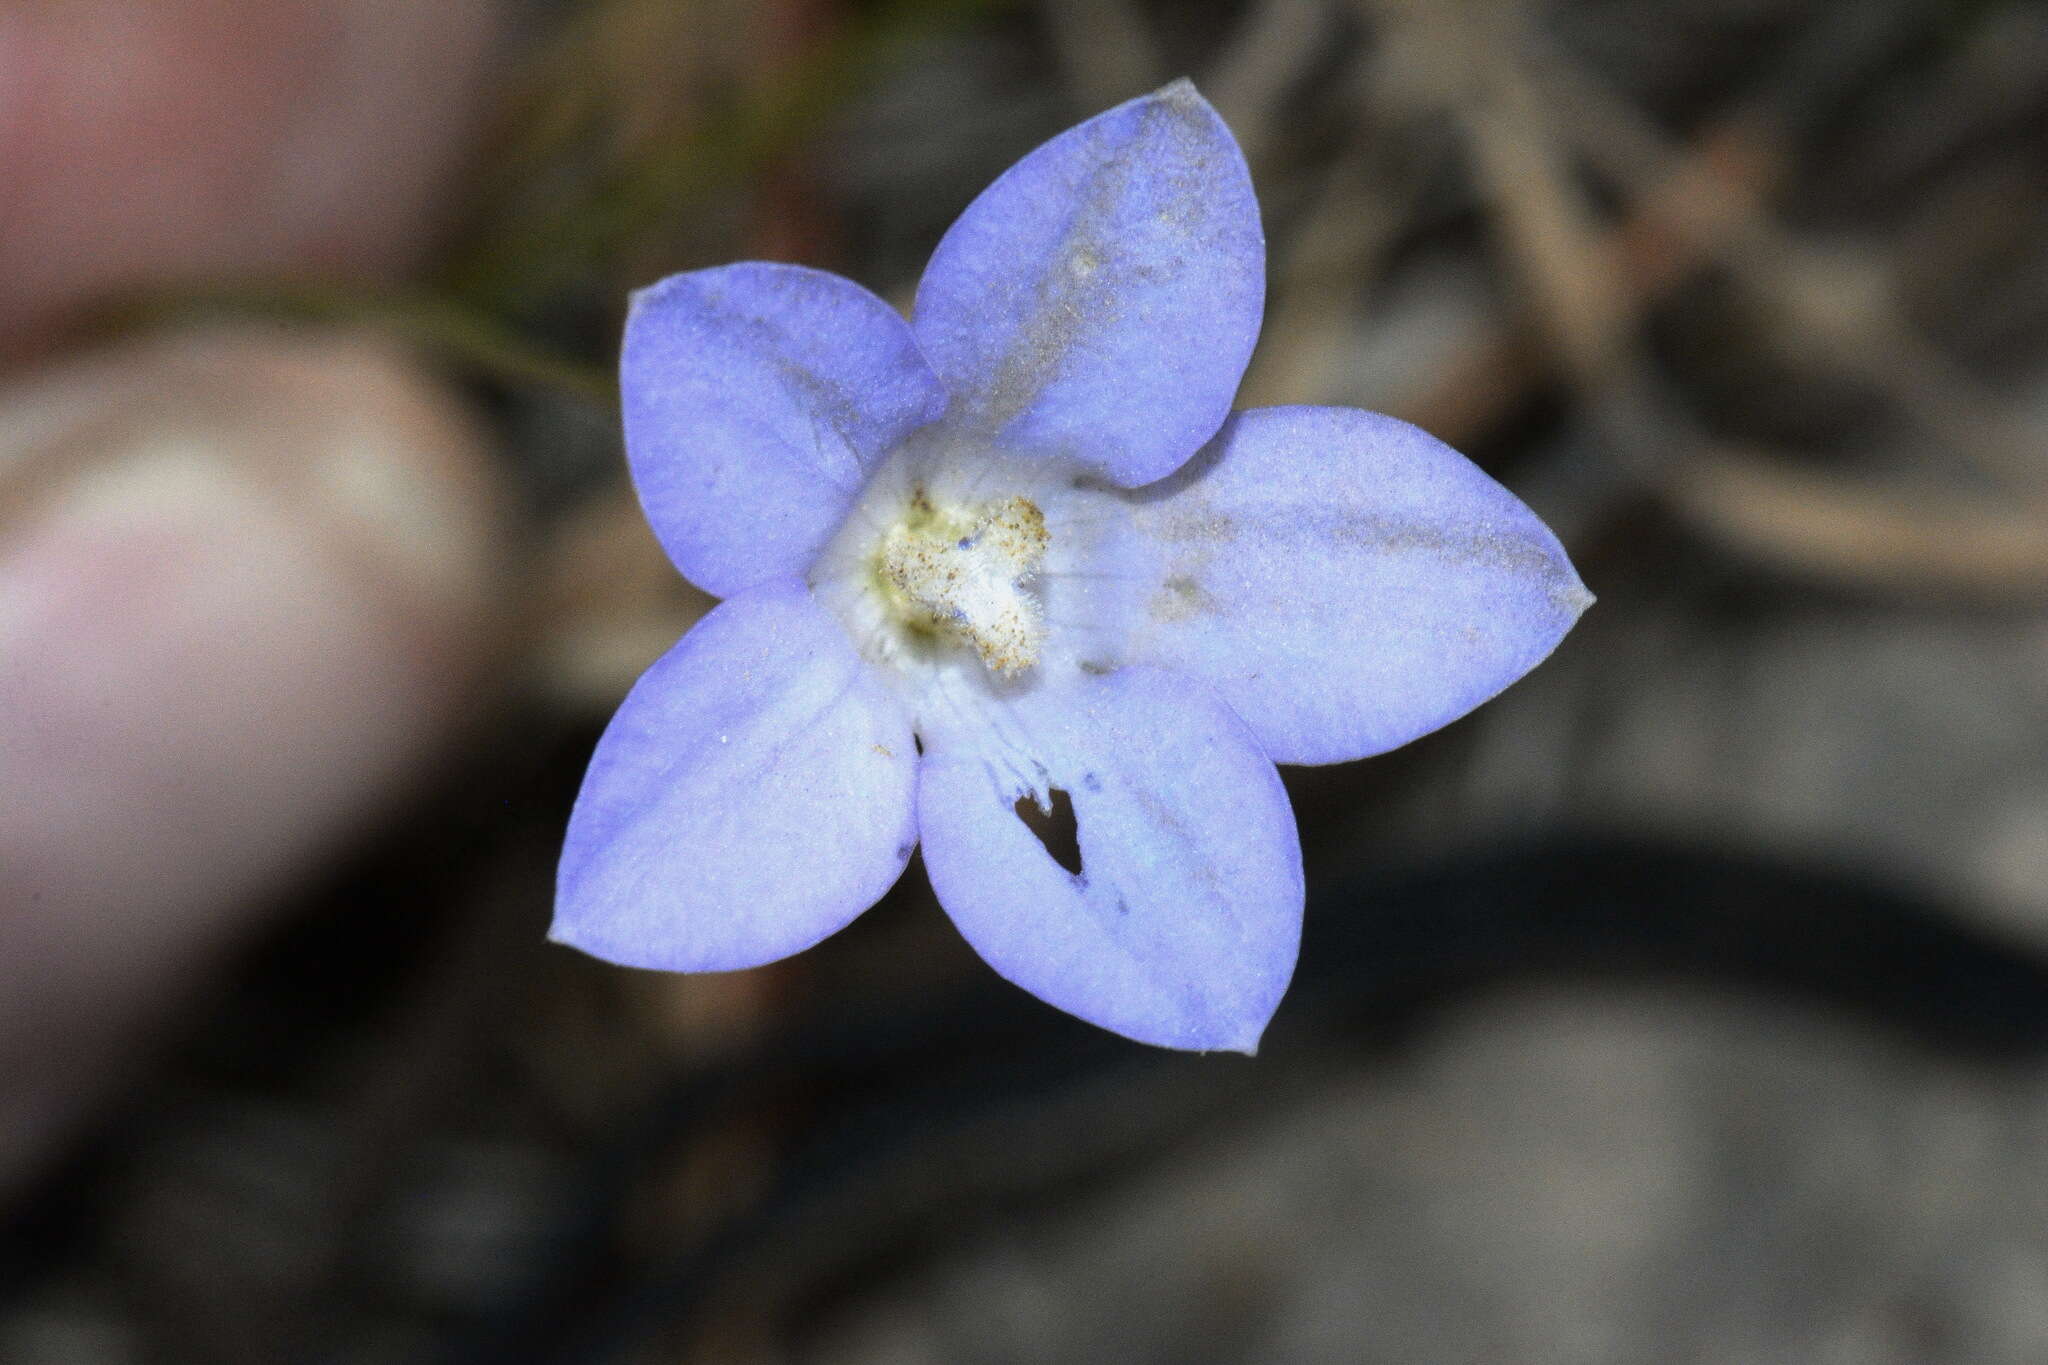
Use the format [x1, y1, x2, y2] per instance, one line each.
[621, 262, 948, 598]
[554, 578, 918, 971]
[1124, 406, 1593, 765]
[911, 80, 1264, 488]
[917, 667, 1301, 1052]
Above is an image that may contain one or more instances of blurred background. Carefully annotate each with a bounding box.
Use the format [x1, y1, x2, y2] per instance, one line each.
[5, 0, 2048, 1360]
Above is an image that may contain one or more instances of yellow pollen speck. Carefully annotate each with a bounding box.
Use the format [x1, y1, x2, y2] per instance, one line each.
[874, 490, 1050, 676]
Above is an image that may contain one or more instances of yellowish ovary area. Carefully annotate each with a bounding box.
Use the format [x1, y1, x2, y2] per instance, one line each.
[871, 489, 1050, 677]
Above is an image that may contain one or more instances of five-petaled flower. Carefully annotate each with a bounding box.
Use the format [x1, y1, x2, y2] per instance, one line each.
[554, 81, 1591, 1052]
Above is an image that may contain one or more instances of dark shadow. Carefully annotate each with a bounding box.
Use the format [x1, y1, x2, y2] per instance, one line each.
[1013, 788, 1083, 876]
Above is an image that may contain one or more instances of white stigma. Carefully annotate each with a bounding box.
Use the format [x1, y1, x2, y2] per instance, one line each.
[874, 489, 1049, 677]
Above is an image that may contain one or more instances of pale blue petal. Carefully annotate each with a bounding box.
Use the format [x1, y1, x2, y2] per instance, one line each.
[912, 80, 1264, 488]
[1124, 406, 1592, 766]
[621, 263, 948, 598]
[917, 667, 1301, 1052]
[554, 579, 917, 971]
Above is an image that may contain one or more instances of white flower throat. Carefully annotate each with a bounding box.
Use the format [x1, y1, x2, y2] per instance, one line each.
[871, 487, 1049, 677]
[808, 440, 1117, 695]
[810, 442, 1139, 711]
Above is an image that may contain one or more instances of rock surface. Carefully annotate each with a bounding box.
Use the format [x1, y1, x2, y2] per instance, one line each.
[809, 987, 2048, 1365]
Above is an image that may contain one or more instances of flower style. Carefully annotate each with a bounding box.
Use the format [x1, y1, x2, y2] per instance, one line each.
[554, 81, 1591, 1052]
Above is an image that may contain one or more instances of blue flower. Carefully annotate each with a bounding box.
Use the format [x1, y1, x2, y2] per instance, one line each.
[554, 81, 1590, 1052]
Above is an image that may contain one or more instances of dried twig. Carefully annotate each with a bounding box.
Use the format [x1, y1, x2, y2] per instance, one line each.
[1040, 0, 1163, 110]
[1668, 447, 2048, 599]
[1206, 0, 1344, 171]
[1520, 23, 2047, 495]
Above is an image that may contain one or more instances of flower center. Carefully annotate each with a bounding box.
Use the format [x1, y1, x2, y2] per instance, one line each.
[872, 488, 1049, 677]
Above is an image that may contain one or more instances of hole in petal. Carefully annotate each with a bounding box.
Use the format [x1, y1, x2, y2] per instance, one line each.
[1013, 787, 1083, 877]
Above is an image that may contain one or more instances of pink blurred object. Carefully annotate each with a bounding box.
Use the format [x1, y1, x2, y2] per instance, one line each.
[0, 326, 510, 1195]
[0, 0, 502, 354]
